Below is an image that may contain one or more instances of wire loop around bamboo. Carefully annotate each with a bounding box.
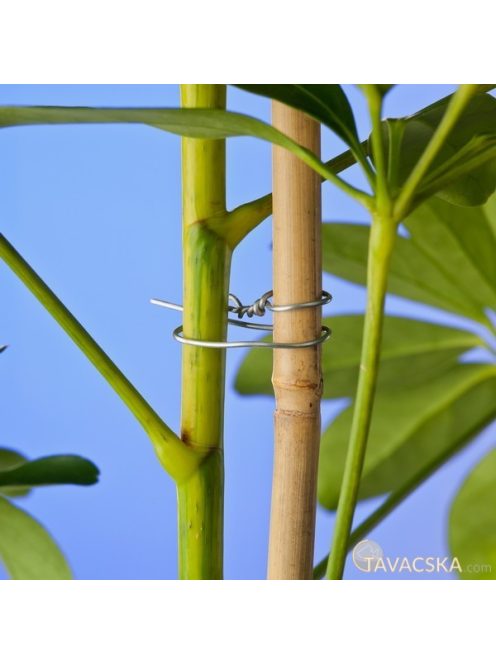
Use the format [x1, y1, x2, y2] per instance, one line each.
[150, 290, 332, 349]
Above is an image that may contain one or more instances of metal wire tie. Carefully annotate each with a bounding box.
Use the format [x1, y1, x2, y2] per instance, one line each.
[150, 290, 332, 349]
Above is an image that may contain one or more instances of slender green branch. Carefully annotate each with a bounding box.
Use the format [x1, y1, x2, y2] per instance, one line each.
[350, 144, 376, 190]
[393, 84, 479, 220]
[209, 195, 272, 248]
[313, 410, 496, 579]
[308, 152, 373, 209]
[363, 86, 388, 207]
[310, 144, 371, 206]
[323, 146, 362, 176]
[0, 234, 200, 482]
[326, 213, 397, 580]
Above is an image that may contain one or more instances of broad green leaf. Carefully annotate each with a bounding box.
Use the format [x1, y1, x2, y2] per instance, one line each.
[415, 92, 496, 206]
[0, 448, 30, 497]
[449, 449, 496, 579]
[0, 105, 283, 139]
[235, 315, 483, 398]
[377, 92, 496, 206]
[318, 364, 496, 510]
[403, 197, 496, 313]
[0, 454, 99, 489]
[484, 191, 496, 237]
[235, 85, 360, 151]
[322, 196, 496, 323]
[413, 91, 496, 153]
[416, 134, 496, 206]
[0, 106, 335, 185]
[323, 223, 485, 321]
[0, 497, 71, 579]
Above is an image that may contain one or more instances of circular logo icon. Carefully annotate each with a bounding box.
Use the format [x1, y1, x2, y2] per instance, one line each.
[352, 539, 384, 572]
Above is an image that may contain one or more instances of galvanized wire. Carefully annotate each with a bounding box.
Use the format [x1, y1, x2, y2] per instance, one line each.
[150, 290, 332, 349]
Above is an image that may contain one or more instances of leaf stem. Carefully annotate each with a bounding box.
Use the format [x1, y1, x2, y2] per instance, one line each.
[210, 195, 272, 248]
[0, 234, 200, 482]
[363, 86, 389, 207]
[312, 156, 373, 209]
[393, 84, 479, 220]
[325, 212, 396, 579]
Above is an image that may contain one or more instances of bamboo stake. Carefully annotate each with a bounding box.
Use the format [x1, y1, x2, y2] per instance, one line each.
[268, 103, 322, 580]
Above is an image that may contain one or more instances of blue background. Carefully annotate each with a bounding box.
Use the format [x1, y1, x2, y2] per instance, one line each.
[1, 85, 494, 579]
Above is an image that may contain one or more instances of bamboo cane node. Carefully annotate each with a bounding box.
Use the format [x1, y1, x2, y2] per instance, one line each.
[150, 290, 332, 350]
[275, 407, 321, 419]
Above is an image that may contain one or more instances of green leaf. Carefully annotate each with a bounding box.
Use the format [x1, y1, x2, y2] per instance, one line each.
[449, 449, 496, 579]
[0, 105, 287, 140]
[0, 497, 72, 579]
[235, 85, 360, 151]
[378, 92, 496, 206]
[0, 105, 340, 187]
[235, 315, 483, 398]
[484, 189, 496, 236]
[0, 448, 31, 497]
[0, 454, 100, 489]
[322, 195, 496, 323]
[403, 197, 496, 313]
[0, 105, 289, 140]
[318, 364, 496, 510]
[0, 448, 26, 468]
[416, 134, 496, 206]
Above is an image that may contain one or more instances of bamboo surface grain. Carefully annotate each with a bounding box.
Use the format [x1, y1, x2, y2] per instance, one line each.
[268, 103, 322, 580]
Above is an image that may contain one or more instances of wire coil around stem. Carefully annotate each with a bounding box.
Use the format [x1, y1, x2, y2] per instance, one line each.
[150, 290, 332, 349]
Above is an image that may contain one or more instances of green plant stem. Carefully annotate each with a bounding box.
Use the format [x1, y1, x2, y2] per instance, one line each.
[210, 194, 273, 249]
[394, 84, 479, 220]
[326, 212, 397, 580]
[363, 87, 388, 207]
[177, 85, 229, 580]
[0, 234, 199, 482]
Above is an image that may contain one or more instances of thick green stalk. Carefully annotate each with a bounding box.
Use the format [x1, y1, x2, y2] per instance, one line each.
[326, 213, 396, 580]
[177, 85, 229, 579]
[0, 234, 199, 482]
